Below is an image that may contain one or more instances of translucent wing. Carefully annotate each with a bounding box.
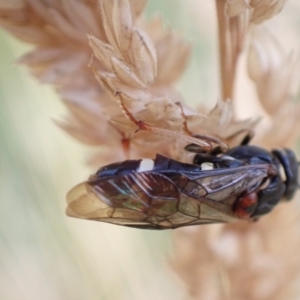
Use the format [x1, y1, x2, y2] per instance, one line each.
[66, 164, 271, 229]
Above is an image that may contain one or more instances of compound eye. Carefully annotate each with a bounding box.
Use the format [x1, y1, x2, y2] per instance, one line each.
[272, 148, 299, 200]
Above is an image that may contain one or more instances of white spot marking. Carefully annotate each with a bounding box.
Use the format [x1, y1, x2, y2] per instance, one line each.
[221, 155, 235, 160]
[201, 162, 214, 171]
[137, 159, 155, 172]
[278, 163, 287, 182]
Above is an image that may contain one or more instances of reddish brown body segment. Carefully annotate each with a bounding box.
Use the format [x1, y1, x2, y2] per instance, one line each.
[234, 192, 258, 218]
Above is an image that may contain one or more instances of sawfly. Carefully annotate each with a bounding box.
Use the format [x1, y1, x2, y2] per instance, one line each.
[66, 134, 299, 229]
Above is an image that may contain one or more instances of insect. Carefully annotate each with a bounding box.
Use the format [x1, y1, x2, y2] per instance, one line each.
[66, 94, 299, 229]
[66, 139, 299, 229]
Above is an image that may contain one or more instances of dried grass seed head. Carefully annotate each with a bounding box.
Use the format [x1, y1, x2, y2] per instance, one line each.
[248, 28, 300, 116]
[225, 0, 287, 24]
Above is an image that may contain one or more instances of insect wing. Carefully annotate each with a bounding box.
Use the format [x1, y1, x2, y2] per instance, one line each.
[67, 172, 183, 229]
[173, 164, 271, 225]
[186, 164, 270, 201]
[66, 164, 271, 229]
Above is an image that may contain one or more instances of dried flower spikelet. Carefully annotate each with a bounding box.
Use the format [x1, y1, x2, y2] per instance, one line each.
[89, 0, 224, 160]
[0, 0, 150, 162]
[250, 0, 287, 24]
[225, 0, 287, 23]
[0, 0, 258, 162]
[248, 29, 300, 116]
[189, 99, 259, 147]
[0, 0, 123, 160]
[258, 103, 300, 149]
[171, 202, 300, 300]
[91, 0, 263, 161]
[247, 29, 300, 147]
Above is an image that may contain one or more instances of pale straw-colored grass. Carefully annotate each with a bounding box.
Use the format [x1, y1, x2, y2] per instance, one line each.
[1, 0, 300, 299]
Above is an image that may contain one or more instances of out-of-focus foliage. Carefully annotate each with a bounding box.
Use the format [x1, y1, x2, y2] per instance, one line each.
[1, 1, 300, 299]
[0, 2, 192, 298]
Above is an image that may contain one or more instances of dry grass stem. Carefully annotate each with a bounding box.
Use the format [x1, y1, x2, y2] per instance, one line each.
[217, 0, 249, 101]
[218, 0, 287, 104]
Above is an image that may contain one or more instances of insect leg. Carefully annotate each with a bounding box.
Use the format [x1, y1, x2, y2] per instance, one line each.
[240, 130, 254, 145]
[226, 129, 254, 146]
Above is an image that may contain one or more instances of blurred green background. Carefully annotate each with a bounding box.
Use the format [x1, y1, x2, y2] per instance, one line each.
[0, 29, 178, 300]
[0, 2, 211, 299]
[1, 1, 300, 299]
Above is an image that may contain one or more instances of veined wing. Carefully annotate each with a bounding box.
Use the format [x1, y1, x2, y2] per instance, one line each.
[176, 164, 273, 202]
[66, 164, 271, 229]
